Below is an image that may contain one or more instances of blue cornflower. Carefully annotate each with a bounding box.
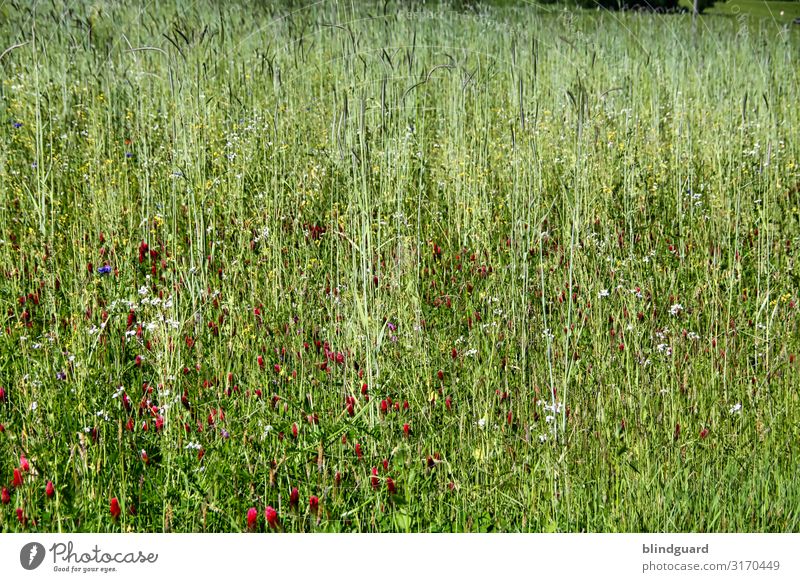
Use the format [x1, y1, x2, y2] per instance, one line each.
[97, 265, 112, 275]
[12, 122, 22, 128]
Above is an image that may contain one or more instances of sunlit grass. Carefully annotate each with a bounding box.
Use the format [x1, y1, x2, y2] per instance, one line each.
[0, 0, 798, 532]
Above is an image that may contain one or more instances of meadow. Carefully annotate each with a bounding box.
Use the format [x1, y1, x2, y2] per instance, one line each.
[0, 0, 798, 532]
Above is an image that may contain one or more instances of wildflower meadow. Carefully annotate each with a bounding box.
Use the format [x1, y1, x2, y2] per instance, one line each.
[0, 1, 799, 533]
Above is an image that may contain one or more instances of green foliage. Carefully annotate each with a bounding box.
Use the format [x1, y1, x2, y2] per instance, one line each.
[0, 0, 798, 533]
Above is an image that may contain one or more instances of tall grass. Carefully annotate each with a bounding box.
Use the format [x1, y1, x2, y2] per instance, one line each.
[0, 0, 798, 532]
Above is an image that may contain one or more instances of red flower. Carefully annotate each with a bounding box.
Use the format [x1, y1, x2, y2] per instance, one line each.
[380, 399, 388, 414]
[371, 467, 380, 490]
[46, 481, 55, 498]
[451, 348, 458, 360]
[12, 468, 23, 488]
[355, 443, 363, 460]
[20, 455, 30, 472]
[403, 423, 410, 437]
[274, 364, 281, 374]
[291, 423, 299, 439]
[16, 508, 25, 525]
[445, 397, 452, 411]
[265, 506, 278, 528]
[155, 416, 164, 432]
[246, 507, 258, 530]
[382, 459, 389, 472]
[289, 487, 299, 507]
[257, 355, 265, 369]
[700, 427, 709, 439]
[386, 477, 396, 494]
[0, 386, 6, 402]
[110, 497, 121, 520]
[1, 487, 9, 504]
[309, 495, 319, 511]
